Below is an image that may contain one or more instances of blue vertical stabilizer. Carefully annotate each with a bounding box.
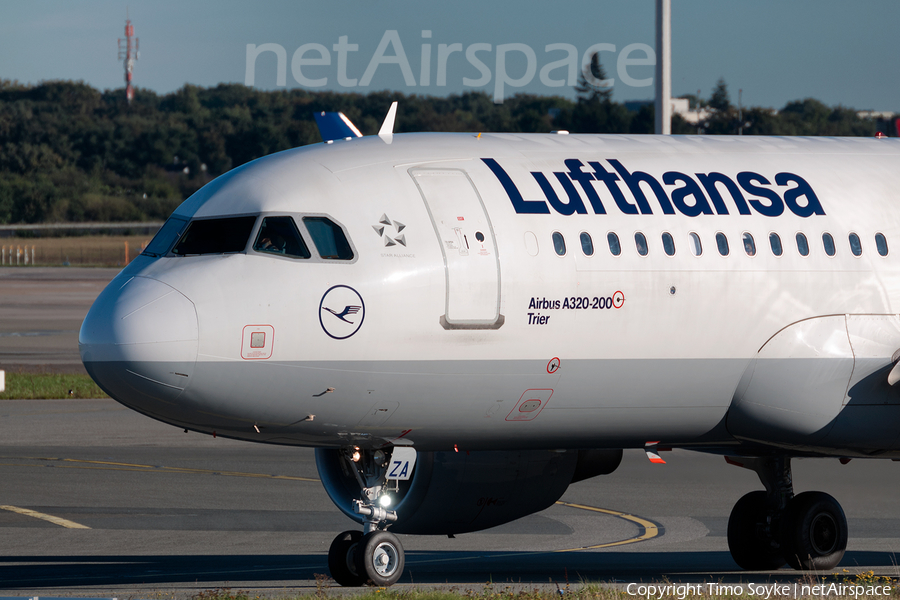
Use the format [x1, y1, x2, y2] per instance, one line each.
[314, 111, 363, 142]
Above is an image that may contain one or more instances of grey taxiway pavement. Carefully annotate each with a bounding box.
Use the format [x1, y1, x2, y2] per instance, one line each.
[0, 267, 119, 373]
[1, 399, 900, 596]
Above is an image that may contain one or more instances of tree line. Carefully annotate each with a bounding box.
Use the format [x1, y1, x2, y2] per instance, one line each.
[0, 78, 892, 225]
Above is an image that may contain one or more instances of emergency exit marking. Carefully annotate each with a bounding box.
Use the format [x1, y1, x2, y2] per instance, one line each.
[547, 357, 560, 374]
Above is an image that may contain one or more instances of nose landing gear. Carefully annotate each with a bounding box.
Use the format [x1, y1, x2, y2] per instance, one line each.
[726, 456, 847, 571]
[327, 447, 406, 586]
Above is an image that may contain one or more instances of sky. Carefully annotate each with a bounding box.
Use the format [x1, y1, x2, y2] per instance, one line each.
[0, 0, 898, 111]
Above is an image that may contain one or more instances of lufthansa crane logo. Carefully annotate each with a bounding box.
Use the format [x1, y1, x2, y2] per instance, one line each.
[319, 285, 366, 340]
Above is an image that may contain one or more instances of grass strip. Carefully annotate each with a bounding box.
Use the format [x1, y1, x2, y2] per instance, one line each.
[190, 572, 900, 600]
[0, 372, 108, 399]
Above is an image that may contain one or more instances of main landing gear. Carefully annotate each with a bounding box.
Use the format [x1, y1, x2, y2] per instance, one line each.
[726, 456, 847, 571]
[327, 447, 405, 586]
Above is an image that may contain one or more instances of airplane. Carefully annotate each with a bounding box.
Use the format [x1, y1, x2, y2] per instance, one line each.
[79, 102, 900, 586]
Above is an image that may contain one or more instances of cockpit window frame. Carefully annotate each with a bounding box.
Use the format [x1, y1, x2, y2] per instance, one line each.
[169, 214, 259, 257]
[249, 211, 359, 264]
[253, 215, 312, 259]
[303, 215, 356, 261]
[157, 211, 358, 264]
[142, 215, 189, 257]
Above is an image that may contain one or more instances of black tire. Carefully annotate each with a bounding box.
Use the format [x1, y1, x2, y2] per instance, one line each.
[356, 530, 405, 586]
[328, 530, 366, 586]
[781, 491, 847, 570]
[727, 491, 786, 570]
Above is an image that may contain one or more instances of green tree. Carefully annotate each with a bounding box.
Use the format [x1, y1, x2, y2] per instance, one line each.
[0, 79, 887, 225]
[575, 53, 614, 103]
[567, 53, 633, 133]
[708, 78, 731, 112]
[703, 78, 739, 134]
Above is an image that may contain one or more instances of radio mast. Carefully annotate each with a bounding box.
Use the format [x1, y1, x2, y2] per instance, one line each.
[654, 0, 671, 134]
[118, 16, 139, 104]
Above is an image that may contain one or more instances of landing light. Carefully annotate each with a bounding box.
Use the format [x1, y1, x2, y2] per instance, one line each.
[379, 495, 392, 508]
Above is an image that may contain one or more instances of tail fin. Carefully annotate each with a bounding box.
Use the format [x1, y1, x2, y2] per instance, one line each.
[313, 111, 363, 142]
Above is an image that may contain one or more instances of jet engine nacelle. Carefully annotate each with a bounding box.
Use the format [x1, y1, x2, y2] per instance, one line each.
[728, 315, 900, 452]
[315, 448, 622, 535]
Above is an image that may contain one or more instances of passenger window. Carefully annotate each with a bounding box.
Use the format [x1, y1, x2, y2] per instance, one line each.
[607, 232, 621, 256]
[552, 232, 566, 256]
[769, 233, 783, 257]
[742, 232, 756, 256]
[634, 232, 648, 256]
[876, 233, 889, 257]
[172, 216, 257, 256]
[580, 232, 593, 256]
[303, 217, 354, 260]
[796, 232, 809, 256]
[143, 216, 188, 257]
[716, 232, 729, 256]
[823, 232, 836, 257]
[254, 216, 311, 258]
[849, 233, 862, 257]
[689, 232, 702, 256]
[662, 232, 675, 256]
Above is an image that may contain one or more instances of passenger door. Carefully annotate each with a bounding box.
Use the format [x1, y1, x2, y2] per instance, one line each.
[409, 169, 503, 329]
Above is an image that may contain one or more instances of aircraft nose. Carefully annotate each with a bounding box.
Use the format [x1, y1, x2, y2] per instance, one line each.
[80, 276, 198, 409]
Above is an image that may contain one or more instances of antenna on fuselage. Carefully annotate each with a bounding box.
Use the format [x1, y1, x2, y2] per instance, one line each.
[379, 101, 398, 144]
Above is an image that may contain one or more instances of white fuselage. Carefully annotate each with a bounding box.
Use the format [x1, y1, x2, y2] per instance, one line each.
[80, 133, 900, 456]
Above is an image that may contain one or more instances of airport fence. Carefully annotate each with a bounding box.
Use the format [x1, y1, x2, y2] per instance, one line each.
[0, 235, 152, 267]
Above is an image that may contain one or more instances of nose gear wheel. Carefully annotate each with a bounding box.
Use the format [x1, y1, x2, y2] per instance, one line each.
[357, 530, 405, 586]
[326, 447, 406, 586]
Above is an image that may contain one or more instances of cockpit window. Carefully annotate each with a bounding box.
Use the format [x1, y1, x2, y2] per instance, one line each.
[142, 216, 188, 257]
[171, 216, 257, 256]
[303, 217, 354, 260]
[253, 216, 311, 258]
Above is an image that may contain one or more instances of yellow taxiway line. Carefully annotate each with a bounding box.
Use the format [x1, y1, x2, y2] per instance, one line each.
[2, 457, 662, 550]
[553, 500, 662, 550]
[0, 504, 91, 529]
